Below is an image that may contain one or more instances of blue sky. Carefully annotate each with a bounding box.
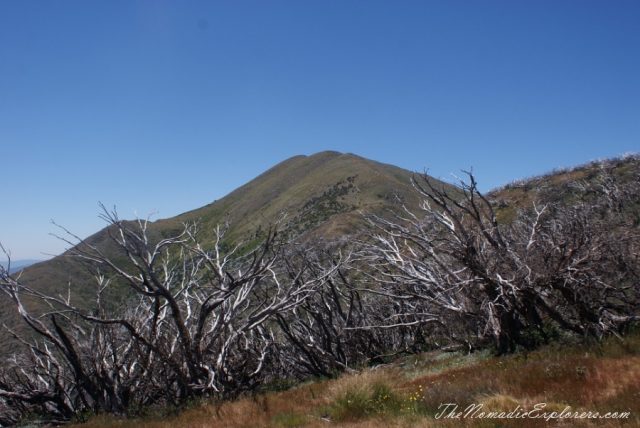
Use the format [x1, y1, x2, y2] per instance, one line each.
[1, 1, 638, 260]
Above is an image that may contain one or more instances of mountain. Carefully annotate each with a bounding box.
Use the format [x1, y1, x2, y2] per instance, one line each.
[0, 259, 44, 274]
[0, 151, 447, 353]
[17, 150, 435, 281]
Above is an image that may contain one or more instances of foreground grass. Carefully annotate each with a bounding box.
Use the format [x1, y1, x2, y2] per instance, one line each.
[71, 335, 640, 428]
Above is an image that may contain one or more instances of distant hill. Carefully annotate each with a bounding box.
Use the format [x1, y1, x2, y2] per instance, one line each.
[0, 259, 44, 274]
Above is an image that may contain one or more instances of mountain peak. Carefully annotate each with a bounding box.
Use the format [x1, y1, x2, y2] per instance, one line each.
[165, 151, 422, 241]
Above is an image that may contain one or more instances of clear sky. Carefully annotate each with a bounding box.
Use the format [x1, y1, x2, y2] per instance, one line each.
[1, 1, 638, 260]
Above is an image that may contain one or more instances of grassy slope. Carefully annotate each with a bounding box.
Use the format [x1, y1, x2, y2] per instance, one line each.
[75, 333, 640, 428]
[158, 150, 426, 244]
[489, 155, 640, 223]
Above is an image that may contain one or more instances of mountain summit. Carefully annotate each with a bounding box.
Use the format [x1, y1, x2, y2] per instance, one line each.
[160, 150, 425, 243]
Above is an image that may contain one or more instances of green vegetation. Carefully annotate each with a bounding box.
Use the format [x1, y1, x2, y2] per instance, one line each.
[287, 175, 359, 234]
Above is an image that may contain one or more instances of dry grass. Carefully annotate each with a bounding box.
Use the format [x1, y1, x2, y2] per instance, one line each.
[324, 369, 399, 403]
[320, 369, 403, 422]
[73, 335, 640, 428]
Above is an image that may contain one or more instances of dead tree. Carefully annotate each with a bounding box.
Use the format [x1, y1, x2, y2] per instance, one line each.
[362, 167, 640, 354]
[0, 206, 344, 424]
[274, 248, 383, 377]
[274, 237, 441, 377]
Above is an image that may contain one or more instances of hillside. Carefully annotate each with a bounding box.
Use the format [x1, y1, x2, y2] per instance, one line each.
[489, 154, 640, 224]
[75, 333, 640, 428]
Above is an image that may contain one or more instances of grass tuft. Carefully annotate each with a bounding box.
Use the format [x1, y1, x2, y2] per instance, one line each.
[271, 412, 308, 427]
[322, 369, 402, 421]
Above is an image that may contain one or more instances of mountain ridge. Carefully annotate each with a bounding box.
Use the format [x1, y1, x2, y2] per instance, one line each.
[149, 150, 428, 246]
